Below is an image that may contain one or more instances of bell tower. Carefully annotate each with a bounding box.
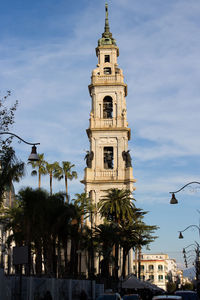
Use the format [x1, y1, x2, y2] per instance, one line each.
[82, 3, 136, 224]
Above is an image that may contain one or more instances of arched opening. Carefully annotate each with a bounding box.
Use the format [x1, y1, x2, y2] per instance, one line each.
[104, 147, 113, 169]
[105, 55, 110, 63]
[104, 67, 111, 74]
[103, 96, 113, 119]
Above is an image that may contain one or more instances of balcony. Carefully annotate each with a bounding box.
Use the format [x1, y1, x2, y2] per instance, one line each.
[95, 170, 117, 179]
[91, 74, 124, 85]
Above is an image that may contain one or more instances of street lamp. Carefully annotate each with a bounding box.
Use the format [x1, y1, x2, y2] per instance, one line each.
[169, 182, 200, 204]
[0, 131, 40, 161]
[178, 225, 200, 239]
[183, 243, 199, 254]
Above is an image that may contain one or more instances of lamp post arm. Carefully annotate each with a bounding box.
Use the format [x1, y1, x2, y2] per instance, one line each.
[0, 132, 40, 146]
[170, 182, 200, 194]
[184, 243, 198, 250]
[181, 225, 200, 232]
[180, 225, 200, 235]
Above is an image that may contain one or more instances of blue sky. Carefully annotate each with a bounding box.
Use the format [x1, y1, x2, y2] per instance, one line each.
[1, 0, 200, 270]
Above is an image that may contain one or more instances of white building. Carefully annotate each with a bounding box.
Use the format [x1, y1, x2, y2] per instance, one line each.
[133, 253, 178, 290]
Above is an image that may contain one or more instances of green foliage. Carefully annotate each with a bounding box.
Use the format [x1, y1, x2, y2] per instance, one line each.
[98, 188, 135, 223]
[166, 281, 176, 293]
[182, 282, 194, 290]
[54, 161, 78, 201]
[0, 148, 24, 201]
[0, 91, 22, 204]
[4, 187, 80, 276]
[0, 91, 18, 136]
[28, 153, 47, 188]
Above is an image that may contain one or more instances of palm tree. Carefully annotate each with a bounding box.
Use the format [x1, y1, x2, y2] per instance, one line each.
[54, 161, 77, 202]
[0, 147, 25, 205]
[4, 187, 77, 277]
[28, 153, 47, 188]
[94, 223, 117, 279]
[45, 161, 60, 195]
[98, 188, 135, 279]
[98, 188, 135, 224]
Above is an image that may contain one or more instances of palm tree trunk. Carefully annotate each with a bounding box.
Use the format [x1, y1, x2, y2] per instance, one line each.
[114, 243, 119, 280]
[65, 175, 68, 202]
[39, 172, 41, 188]
[35, 239, 43, 276]
[52, 237, 57, 277]
[64, 241, 69, 276]
[122, 247, 128, 278]
[50, 173, 52, 195]
[9, 182, 12, 207]
[138, 246, 142, 280]
[135, 248, 138, 277]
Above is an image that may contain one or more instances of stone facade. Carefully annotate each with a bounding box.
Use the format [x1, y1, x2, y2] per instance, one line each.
[82, 4, 136, 227]
[133, 253, 178, 291]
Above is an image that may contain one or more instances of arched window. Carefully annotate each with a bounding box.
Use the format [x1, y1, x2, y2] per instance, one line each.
[158, 265, 163, 271]
[103, 96, 113, 119]
[104, 147, 113, 169]
[149, 265, 154, 271]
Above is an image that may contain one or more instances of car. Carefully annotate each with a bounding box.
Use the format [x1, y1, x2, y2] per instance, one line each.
[175, 290, 199, 300]
[122, 294, 141, 300]
[152, 296, 182, 300]
[96, 293, 121, 300]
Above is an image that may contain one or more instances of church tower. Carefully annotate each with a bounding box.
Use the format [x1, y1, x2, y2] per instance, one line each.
[82, 4, 136, 225]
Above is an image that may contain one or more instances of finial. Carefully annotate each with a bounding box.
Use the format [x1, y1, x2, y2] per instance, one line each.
[97, 2, 117, 47]
[104, 2, 110, 34]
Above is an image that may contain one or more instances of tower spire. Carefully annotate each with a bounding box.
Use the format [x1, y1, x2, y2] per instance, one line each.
[98, 3, 117, 46]
[104, 3, 110, 35]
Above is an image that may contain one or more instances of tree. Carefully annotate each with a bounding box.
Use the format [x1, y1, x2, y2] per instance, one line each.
[94, 223, 116, 279]
[28, 153, 47, 188]
[0, 147, 25, 205]
[98, 188, 135, 279]
[134, 222, 158, 279]
[98, 188, 135, 224]
[54, 161, 77, 202]
[45, 161, 60, 195]
[166, 282, 176, 293]
[0, 91, 18, 137]
[4, 187, 79, 277]
[0, 91, 20, 204]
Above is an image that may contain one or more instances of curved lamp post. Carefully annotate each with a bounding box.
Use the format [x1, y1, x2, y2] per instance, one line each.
[178, 225, 200, 239]
[183, 243, 199, 254]
[0, 131, 40, 161]
[169, 182, 200, 204]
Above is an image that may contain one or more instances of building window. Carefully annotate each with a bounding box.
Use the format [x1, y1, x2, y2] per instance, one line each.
[104, 147, 113, 169]
[158, 275, 163, 281]
[158, 265, 163, 271]
[103, 96, 113, 118]
[141, 265, 144, 271]
[104, 67, 111, 75]
[149, 265, 154, 271]
[149, 275, 154, 281]
[105, 55, 110, 63]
